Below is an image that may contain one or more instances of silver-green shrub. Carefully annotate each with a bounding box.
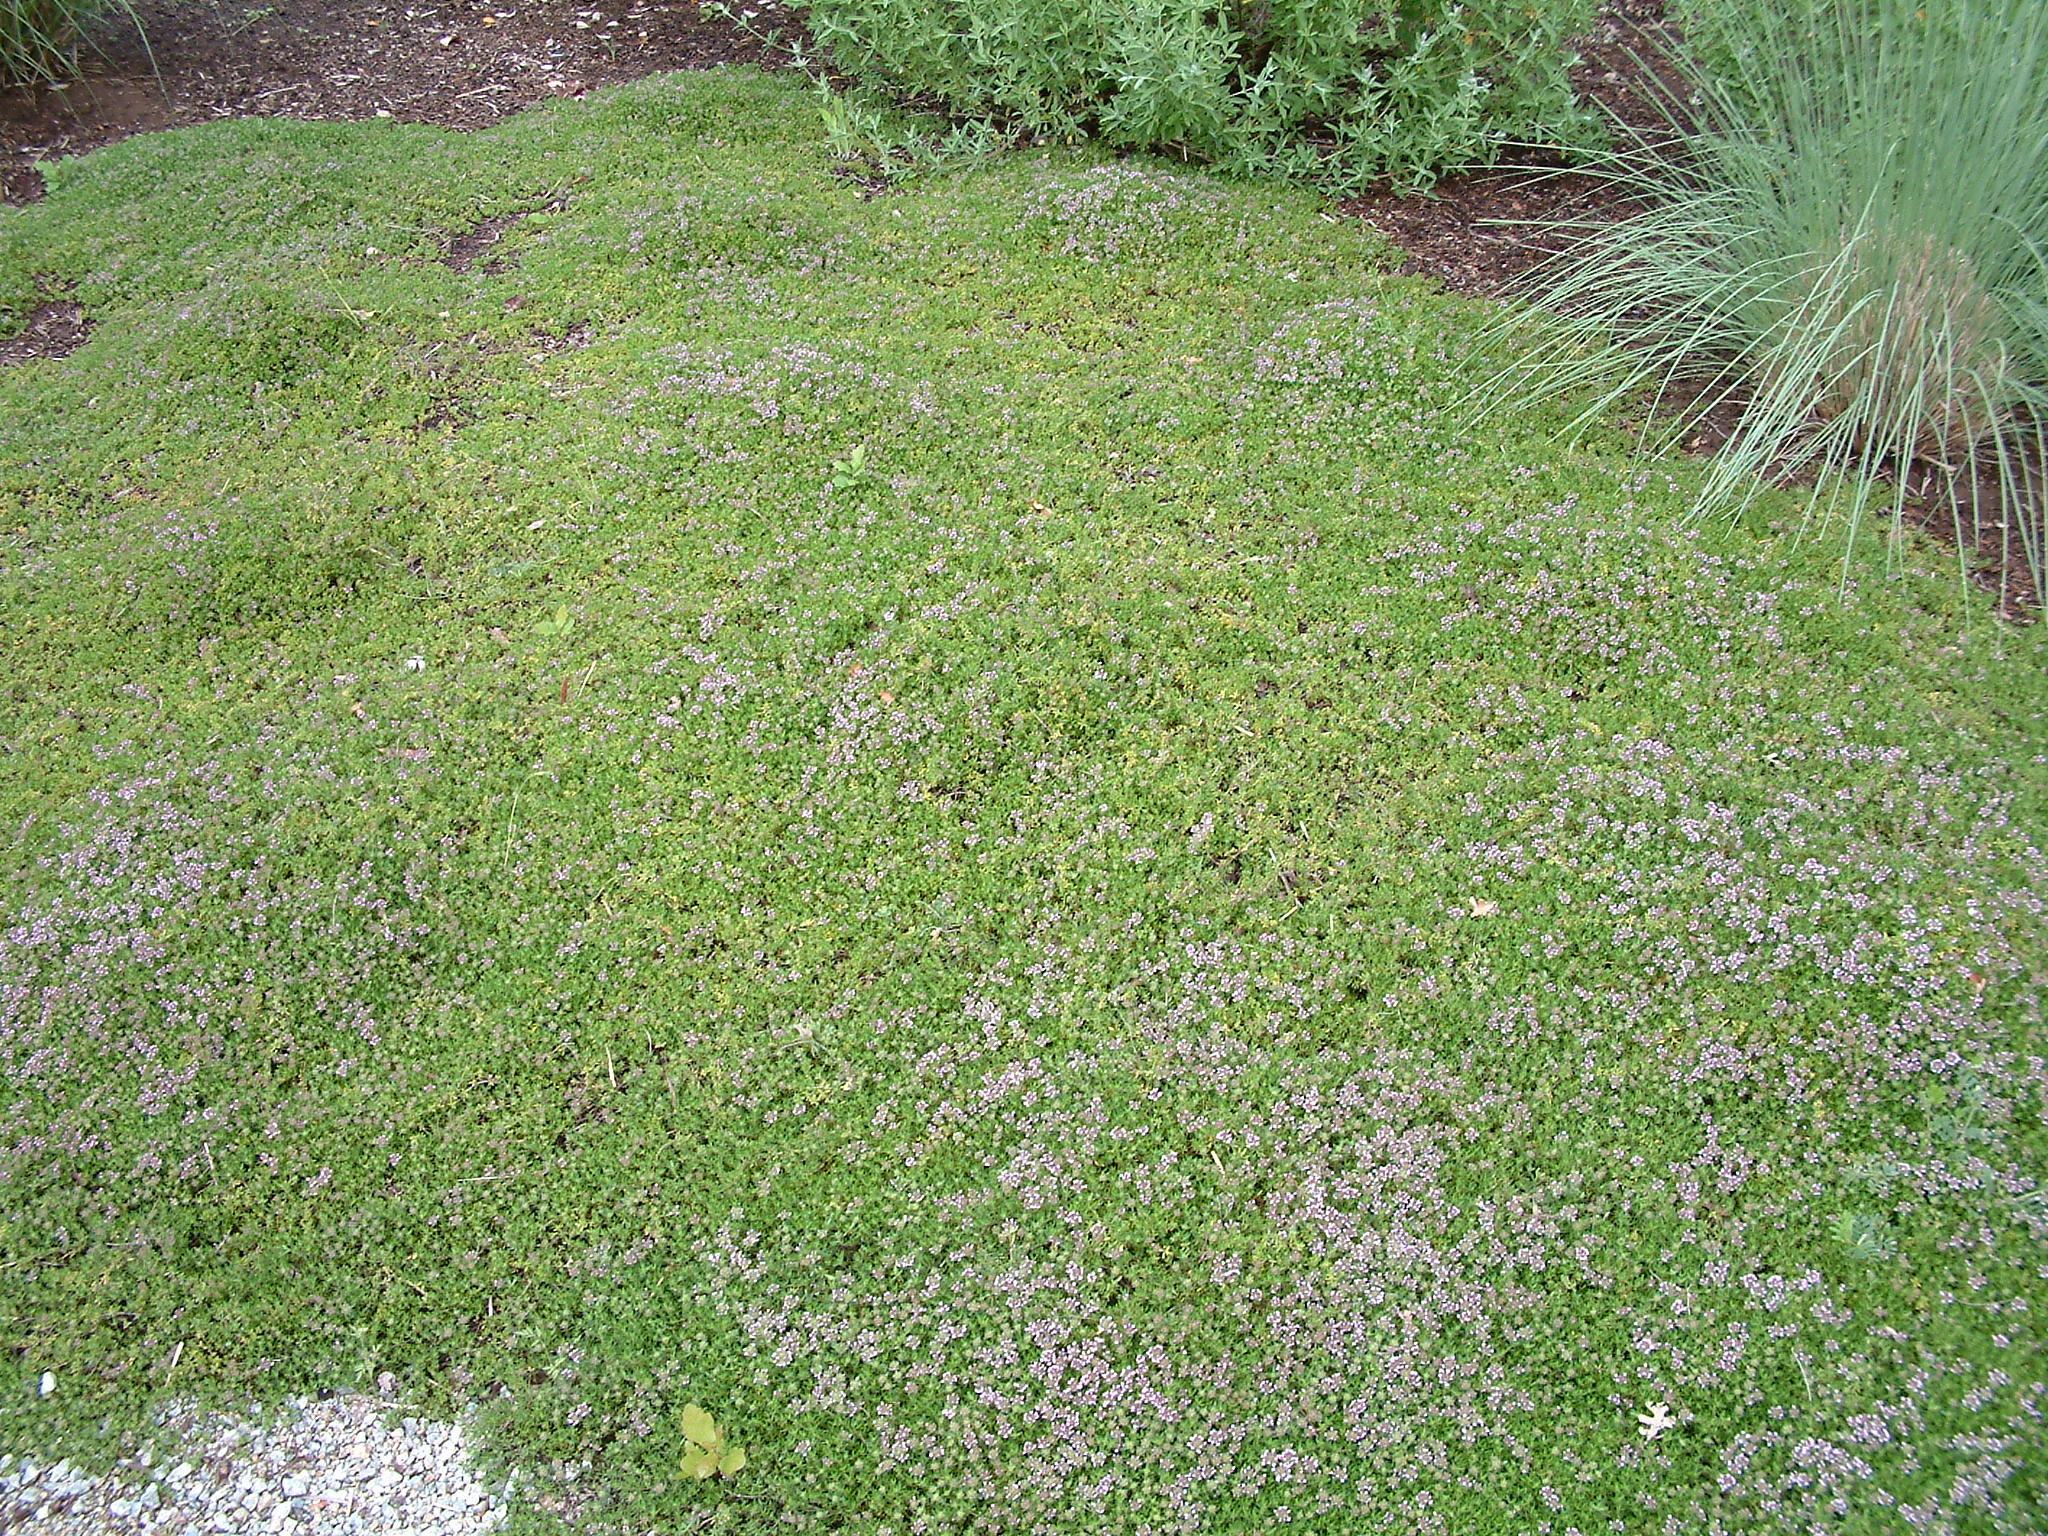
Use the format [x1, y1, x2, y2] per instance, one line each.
[787, 0, 1602, 192]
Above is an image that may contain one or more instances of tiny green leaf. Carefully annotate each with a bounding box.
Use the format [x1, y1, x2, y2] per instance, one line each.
[719, 1443, 747, 1476]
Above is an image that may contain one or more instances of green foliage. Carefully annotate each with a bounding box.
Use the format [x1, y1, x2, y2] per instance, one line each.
[822, 440, 875, 495]
[1, 67, 2044, 1536]
[814, 77, 1015, 185]
[1829, 1211, 1898, 1264]
[1480, 0, 2048, 597]
[768, 0, 1602, 191]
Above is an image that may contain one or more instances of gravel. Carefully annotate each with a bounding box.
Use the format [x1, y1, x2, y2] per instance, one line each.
[1, 1386, 517, 1535]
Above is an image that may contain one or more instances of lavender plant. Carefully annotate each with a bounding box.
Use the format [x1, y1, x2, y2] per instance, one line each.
[2, 66, 2044, 1536]
[767, 0, 1602, 192]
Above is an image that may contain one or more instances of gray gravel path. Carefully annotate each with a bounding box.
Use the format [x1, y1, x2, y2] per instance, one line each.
[1, 1390, 517, 1534]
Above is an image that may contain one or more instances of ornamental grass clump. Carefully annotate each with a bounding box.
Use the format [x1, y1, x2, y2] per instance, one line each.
[1485, 0, 2048, 596]
[1, 0, 117, 87]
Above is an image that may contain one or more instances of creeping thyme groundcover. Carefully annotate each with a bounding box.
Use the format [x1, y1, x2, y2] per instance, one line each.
[2, 67, 2045, 1535]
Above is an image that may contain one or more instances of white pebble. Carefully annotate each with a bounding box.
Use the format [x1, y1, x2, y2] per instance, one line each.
[3, 1394, 518, 1535]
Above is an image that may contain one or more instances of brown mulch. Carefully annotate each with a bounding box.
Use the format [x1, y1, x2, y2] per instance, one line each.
[1339, 164, 1632, 296]
[1336, 0, 1680, 296]
[0, 0, 797, 206]
[1902, 456, 2045, 620]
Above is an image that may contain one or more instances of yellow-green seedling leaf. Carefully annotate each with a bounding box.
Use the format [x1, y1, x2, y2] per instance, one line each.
[677, 1404, 744, 1479]
[680, 1403, 721, 1452]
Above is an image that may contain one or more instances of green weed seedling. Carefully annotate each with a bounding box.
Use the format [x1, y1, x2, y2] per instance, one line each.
[1925, 1067, 2000, 1151]
[824, 442, 875, 497]
[531, 603, 578, 703]
[1830, 1210, 1899, 1264]
[678, 1404, 746, 1480]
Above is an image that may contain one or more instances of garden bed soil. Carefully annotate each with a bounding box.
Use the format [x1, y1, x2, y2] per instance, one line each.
[1336, 0, 1678, 296]
[0, 0, 798, 205]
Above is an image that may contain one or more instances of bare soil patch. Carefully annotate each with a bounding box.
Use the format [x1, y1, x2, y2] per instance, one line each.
[1339, 166, 1636, 297]
[0, 294, 88, 364]
[443, 210, 527, 274]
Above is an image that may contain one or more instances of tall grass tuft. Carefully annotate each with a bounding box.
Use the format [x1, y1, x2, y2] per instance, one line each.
[2, 0, 114, 88]
[1486, 0, 2048, 599]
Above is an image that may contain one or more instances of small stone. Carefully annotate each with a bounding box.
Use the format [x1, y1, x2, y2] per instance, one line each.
[140, 1481, 162, 1509]
[38, 1371, 56, 1397]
